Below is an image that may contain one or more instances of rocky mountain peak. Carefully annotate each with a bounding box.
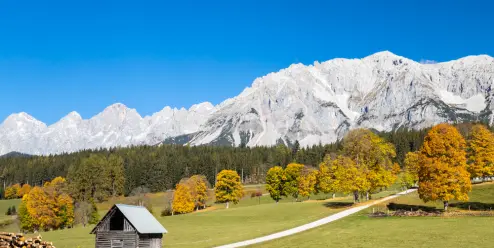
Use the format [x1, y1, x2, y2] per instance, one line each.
[1, 51, 493, 155]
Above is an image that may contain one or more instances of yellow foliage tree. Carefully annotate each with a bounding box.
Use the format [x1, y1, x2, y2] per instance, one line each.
[215, 170, 243, 209]
[400, 151, 420, 188]
[5, 184, 21, 199]
[284, 163, 304, 201]
[342, 129, 397, 200]
[329, 155, 371, 203]
[56, 193, 75, 228]
[44, 176, 67, 194]
[19, 177, 75, 232]
[25, 186, 57, 231]
[317, 155, 338, 198]
[298, 166, 318, 200]
[186, 175, 209, 210]
[418, 123, 472, 210]
[18, 184, 32, 198]
[467, 124, 494, 179]
[172, 183, 195, 214]
[266, 166, 286, 202]
[19, 195, 36, 232]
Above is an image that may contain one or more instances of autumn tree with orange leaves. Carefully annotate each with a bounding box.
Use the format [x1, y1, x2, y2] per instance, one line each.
[467, 124, 494, 180]
[18, 184, 32, 198]
[418, 123, 471, 211]
[5, 183, 21, 199]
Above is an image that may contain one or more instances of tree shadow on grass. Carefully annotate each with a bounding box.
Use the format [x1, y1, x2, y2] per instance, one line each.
[387, 202, 440, 212]
[449, 202, 494, 211]
[323, 202, 354, 209]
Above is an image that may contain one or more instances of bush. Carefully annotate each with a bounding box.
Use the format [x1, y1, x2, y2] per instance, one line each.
[0, 219, 13, 228]
[250, 191, 262, 198]
[5, 206, 17, 216]
[160, 206, 173, 217]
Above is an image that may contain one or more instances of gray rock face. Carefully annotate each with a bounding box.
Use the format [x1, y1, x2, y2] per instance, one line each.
[0, 51, 493, 155]
[189, 51, 494, 147]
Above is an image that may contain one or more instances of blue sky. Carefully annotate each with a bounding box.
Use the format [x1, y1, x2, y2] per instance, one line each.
[1, 0, 493, 124]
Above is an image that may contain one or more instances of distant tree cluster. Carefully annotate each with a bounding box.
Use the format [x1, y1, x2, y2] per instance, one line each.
[0, 143, 341, 198]
[5, 183, 31, 199]
[67, 153, 125, 202]
[172, 175, 210, 214]
[18, 177, 74, 232]
[265, 124, 494, 210]
[266, 129, 399, 203]
[266, 163, 319, 202]
[415, 123, 494, 210]
[0, 126, 438, 201]
[1, 121, 490, 228]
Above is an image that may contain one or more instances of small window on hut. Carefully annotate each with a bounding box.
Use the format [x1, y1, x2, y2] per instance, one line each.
[109, 210, 125, 230]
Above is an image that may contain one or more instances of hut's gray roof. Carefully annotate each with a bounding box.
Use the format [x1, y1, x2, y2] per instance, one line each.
[115, 204, 168, 234]
[92, 204, 167, 234]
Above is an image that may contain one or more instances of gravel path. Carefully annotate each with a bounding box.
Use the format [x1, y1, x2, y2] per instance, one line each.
[214, 189, 417, 248]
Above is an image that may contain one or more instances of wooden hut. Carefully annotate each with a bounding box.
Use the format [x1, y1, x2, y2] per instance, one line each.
[91, 204, 167, 248]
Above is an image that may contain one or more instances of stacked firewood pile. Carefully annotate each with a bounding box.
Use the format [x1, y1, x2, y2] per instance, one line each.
[0, 233, 55, 248]
[444, 211, 494, 217]
[368, 209, 443, 217]
[391, 209, 442, 217]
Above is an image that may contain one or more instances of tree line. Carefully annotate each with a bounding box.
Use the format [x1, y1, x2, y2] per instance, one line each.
[9, 122, 494, 231]
[264, 123, 493, 210]
[0, 127, 438, 199]
[266, 129, 399, 203]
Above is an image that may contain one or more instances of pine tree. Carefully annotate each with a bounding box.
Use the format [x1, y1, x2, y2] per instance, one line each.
[106, 154, 125, 197]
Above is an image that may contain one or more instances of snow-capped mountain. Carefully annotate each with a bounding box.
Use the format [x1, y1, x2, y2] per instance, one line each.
[0, 102, 215, 155]
[1, 51, 493, 155]
[188, 51, 494, 147]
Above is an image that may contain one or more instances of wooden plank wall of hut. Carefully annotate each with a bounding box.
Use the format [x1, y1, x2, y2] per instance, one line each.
[138, 234, 163, 248]
[95, 232, 138, 248]
[96, 209, 114, 232]
[123, 219, 134, 232]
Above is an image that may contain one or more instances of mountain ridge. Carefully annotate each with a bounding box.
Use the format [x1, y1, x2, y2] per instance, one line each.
[1, 51, 493, 155]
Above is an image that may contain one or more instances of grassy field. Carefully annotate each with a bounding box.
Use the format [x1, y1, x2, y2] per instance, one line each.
[253, 215, 494, 248]
[254, 183, 494, 248]
[0, 198, 20, 221]
[32, 195, 352, 248]
[0, 185, 401, 248]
